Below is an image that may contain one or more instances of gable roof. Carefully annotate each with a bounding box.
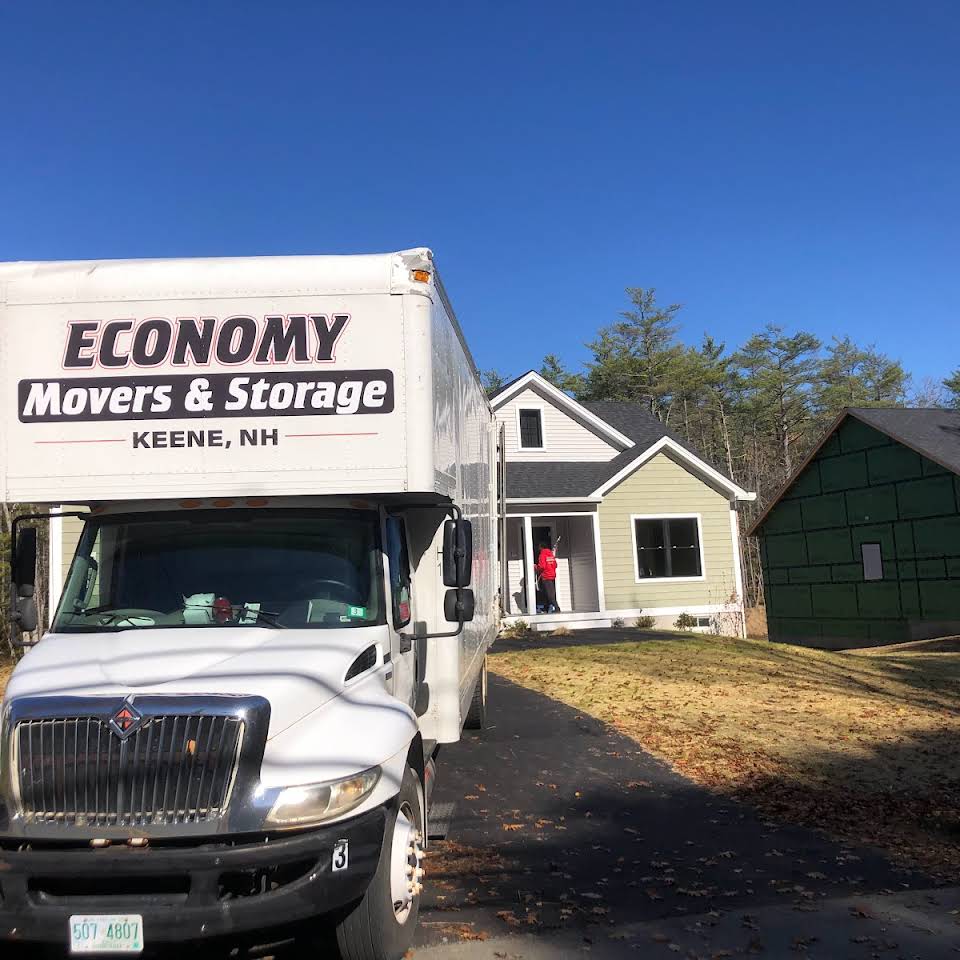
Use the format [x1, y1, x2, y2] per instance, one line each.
[489, 371, 634, 450]
[746, 407, 960, 537]
[851, 408, 960, 474]
[499, 385, 753, 502]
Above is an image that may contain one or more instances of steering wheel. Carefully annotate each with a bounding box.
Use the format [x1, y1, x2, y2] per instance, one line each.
[302, 578, 362, 603]
[94, 608, 167, 626]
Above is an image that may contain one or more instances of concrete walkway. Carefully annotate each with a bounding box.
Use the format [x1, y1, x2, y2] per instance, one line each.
[414, 675, 958, 958]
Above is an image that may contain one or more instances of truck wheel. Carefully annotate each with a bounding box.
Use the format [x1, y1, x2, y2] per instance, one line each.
[464, 656, 488, 730]
[334, 765, 425, 960]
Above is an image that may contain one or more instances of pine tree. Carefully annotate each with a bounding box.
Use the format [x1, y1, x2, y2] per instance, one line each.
[581, 288, 683, 419]
[539, 354, 583, 394]
[733, 325, 821, 480]
[480, 369, 507, 393]
[944, 369, 960, 409]
[814, 336, 908, 419]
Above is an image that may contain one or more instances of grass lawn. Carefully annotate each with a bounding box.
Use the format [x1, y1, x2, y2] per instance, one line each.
[491, 634, 960, 878]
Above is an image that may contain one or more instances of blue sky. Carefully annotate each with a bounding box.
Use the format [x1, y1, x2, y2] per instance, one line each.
[1, 2, 957, 388]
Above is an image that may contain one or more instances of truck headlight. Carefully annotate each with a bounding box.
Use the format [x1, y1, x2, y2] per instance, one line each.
[265, 767, 381, 827]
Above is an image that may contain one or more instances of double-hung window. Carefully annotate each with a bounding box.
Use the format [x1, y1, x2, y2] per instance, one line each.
[632, 515, 703, 580]
[517, 408, 544, 449]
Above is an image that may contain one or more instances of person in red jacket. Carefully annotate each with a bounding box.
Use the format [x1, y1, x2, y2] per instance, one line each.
[535, 539, 560, 613]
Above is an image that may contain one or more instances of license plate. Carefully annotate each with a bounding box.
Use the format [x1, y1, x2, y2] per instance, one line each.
[70, 915, 143, 954]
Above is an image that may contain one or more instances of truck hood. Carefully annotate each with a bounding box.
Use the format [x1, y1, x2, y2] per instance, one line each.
[2, 626, 390, 740]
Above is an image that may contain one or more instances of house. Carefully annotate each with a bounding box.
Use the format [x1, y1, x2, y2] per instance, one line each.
[748, 408, 960, 649]
[492, 371, 755, 632]
[46, 371, 757, 636]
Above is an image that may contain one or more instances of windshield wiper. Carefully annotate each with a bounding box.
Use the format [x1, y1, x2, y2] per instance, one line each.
[237, 606, 286, 629]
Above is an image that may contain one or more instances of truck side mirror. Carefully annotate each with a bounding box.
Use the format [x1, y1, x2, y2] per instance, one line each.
[14, 527, 38, 592]
[14, 590, 38, 634]
[442, 519, 473, 587]
[444, 588, 475, 623]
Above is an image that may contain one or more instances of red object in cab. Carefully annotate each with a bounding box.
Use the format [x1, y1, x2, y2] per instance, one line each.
[212, 597, 233, 623]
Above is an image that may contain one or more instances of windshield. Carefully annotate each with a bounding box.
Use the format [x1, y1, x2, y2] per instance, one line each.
[53, 509, 384, 632]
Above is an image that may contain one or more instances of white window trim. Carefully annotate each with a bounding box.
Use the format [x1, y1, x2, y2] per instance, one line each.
[629, 512, 707, 584]
[515, 403, 547, 451]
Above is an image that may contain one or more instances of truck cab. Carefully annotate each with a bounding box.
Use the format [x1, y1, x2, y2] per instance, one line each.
[0, 250, 498, 959]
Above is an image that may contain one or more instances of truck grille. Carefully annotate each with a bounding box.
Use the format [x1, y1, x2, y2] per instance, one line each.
[16, 714, 243, 827]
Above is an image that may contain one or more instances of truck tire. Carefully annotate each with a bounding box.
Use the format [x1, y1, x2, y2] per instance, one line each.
[464, 656, 488, 730]
[334, 765, 425, 960]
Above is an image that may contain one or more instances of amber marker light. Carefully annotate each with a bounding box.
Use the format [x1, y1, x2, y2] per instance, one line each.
[411, 269, 431, 283]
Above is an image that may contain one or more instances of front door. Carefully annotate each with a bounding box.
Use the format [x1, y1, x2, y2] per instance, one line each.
[530, 522, 556, 613]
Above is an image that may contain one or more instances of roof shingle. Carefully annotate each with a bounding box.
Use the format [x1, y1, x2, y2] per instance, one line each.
[504, 399, 737, 499]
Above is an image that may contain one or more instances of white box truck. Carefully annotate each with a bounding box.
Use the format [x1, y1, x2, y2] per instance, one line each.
[0, 249, 498, 958]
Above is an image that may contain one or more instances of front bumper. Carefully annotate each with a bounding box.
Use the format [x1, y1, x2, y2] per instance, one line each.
[0, 805, 387, 946]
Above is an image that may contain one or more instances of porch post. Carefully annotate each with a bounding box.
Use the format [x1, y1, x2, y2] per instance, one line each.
[591, 511, 606, 614]
[523, 515, 537, 616]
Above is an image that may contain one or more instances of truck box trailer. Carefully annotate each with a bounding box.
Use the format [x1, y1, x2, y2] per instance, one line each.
[0, 248, 498, 958]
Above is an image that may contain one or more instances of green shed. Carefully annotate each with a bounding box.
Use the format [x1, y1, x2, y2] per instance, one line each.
[748, 408, 960, 649]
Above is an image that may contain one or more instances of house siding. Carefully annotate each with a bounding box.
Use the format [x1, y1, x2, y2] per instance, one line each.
[598, 452, 736, 610]
[496, 387, 620, 462]
[61, 510, 86, 583]
[758, 418, 960, 649]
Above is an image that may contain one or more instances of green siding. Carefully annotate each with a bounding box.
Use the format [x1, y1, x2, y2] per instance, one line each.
[801, 493, 847, 529]
[598, 451, 737, 610]
[820, 452, 867, 492]
[757, 415, 960, 649]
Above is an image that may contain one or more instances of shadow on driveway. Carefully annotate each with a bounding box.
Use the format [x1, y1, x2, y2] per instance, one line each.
[416, 675, 950, 955]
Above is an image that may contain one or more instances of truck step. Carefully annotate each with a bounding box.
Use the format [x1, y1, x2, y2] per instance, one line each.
[428, 801, 457, 840]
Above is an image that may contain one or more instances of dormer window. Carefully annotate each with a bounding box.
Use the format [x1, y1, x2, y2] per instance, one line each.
[518, 408, 544, 449]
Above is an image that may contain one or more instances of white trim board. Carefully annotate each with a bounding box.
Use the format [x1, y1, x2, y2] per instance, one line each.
[729, 505, 747, 637]
[507, 509, 600, 518]
[608, 603, 744, 616]
[506, 497, 602, 506]
[590, 436, 755, 501]
[629, 513, 707, 584]
[490, 371, 634, 450]
[592, 511, 607, 614]
[501, 601, 745, 626]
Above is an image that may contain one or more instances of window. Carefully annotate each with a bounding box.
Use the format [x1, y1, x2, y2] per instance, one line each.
[518, 408, 544, 449]
[385, 516, 412, 628]
[861, 542, 883, 581]
[632, 516, 703, 581]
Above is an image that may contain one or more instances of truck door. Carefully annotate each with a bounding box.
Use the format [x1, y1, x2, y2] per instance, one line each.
[384, 514, 418, 709]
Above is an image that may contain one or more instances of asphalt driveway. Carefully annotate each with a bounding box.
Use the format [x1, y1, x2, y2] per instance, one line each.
[414, 674, 958, 958]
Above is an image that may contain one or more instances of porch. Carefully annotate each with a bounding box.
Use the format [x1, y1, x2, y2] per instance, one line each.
[502, 510, 608, 629]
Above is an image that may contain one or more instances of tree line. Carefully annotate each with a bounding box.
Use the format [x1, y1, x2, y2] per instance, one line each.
[482, 288, 960, 608]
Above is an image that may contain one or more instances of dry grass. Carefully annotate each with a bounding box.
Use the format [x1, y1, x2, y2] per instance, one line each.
[0, 659, 12, 697]
[745, 605, 768, 639]
[491, 636, 960, 877]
